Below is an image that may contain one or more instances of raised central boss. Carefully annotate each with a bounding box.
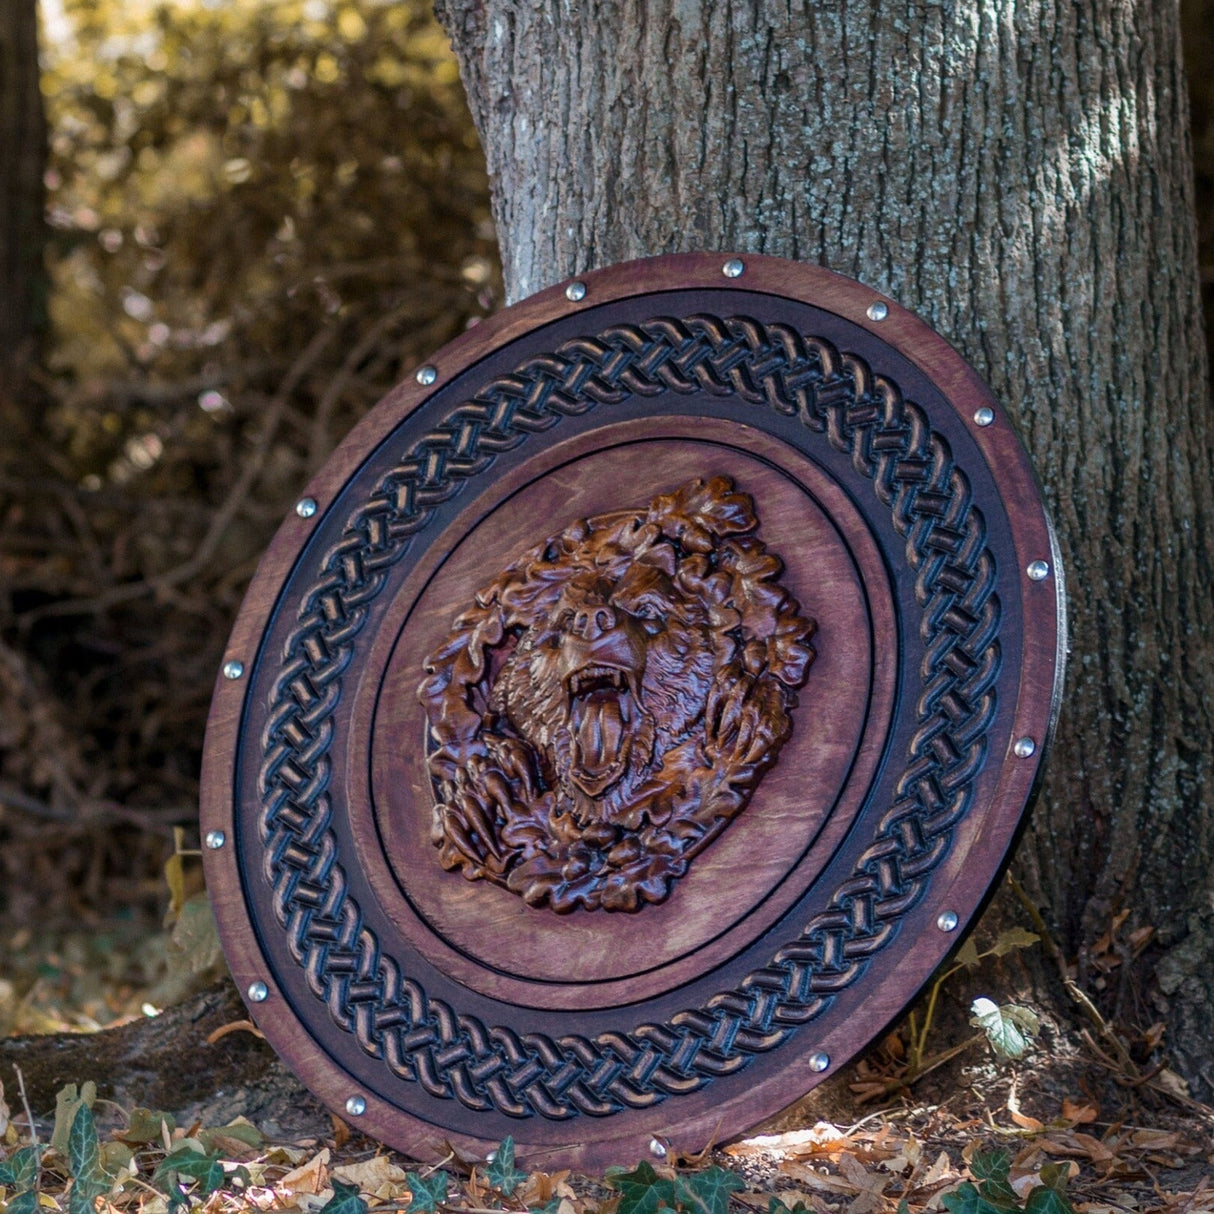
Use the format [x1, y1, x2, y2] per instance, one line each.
[418, 475, 816, 912]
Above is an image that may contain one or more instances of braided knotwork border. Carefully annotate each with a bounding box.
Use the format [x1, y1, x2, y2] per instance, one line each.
[254, 314, 1000, 1120]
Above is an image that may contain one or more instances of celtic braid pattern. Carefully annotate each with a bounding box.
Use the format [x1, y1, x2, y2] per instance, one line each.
[256, 314, 1000, 1120]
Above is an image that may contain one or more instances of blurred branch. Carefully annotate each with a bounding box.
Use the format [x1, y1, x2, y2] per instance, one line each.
[0, 780, 187, 829]
[16, 323, 339, 626]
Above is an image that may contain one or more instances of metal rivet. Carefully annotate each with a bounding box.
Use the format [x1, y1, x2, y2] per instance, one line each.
[565, 280, 587, 302]
[295, 496, 318, 518]
[974, 406, 995, 427]
[722, 257, 744, 278]
[866, 300, 889, 322]
[415, 364, 438, 386]
[222, 660, 244, 680]
[937, 910, 959, 932]
[808, 1051, 831, 1072]
[1027, 560, 1050, 581]
[1013, 736, 1037, 758]
[247, 981, 269, 1003]
[204, 830, 226, 850]
[345, 1095, 367, 1117]
[649, 1137, 668, 1160]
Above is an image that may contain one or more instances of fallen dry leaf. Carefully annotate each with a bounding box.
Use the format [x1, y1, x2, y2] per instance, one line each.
[768, 1188, 832, 1214]
[730, 1123, 852, 1160]
[279, 1147, 331, 1195]
[1156, 1070, 1192, 1100]
[837, 1152, 888, 1214]
[1062, 1097, 1100, 1124]
[782, 1161, 870, 1197]
[915, 1151, 957, 1190]
[331, 1154, 409, 1200]
[519, 1168, 576, 1206]
[1007, 1080, 1045, 1132]
[880, 1134, 922, 1174]
[1130, 1128, 1182, 1150]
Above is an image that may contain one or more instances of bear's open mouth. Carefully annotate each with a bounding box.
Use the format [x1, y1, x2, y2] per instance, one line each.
[566, 664, 635, 796]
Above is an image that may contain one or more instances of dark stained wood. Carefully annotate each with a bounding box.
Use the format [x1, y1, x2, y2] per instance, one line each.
[357, 422, 893, 1009]
[201, 253, 1065, 1169]
[418, 472, 816, 915]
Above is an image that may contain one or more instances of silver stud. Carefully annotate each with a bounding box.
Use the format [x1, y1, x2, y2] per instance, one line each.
[204, 830, 226, 851]
[565, 280, 587, 302]
[866, 300, 889, 322]
[808, 1051, 830, 1072]
[345, 1095, 367, 1117]
[648, 1137, 668, 1159]
[937, 910, 959, 932]
[415, 364, 438, 386]
[247, 981, 269, 1003]
[1027, 560, 1050, 581]
[974, 406, 995, 427]
[295, 496, 318, 519]
[722, 257, 745, 278]
[222, 660, 244, 680]
[1013, 737, 1037, 758]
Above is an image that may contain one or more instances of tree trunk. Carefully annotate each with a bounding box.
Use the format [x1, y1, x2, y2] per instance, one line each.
[436, 0, 1214, 1096]
[0, 0, 48, 388]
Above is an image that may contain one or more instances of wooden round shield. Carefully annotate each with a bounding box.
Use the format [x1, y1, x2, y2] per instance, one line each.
[201, 253, 1065, 1169]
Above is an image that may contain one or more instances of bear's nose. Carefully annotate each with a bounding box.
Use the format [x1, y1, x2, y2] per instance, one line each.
[572, 603, 615, 640]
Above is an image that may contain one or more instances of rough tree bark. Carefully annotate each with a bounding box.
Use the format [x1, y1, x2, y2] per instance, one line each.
[435, 0, 1214, 1096]
[0, 0, 47, 390]
[0, 0, 47, 388]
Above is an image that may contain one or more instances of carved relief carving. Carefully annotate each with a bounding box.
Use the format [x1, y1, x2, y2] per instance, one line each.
[252, 312, 1003, 1121]
[418, 476, 817, 912]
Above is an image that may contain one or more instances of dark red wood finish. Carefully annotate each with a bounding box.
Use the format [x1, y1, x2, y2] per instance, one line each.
[201, 253, 1065, 1169]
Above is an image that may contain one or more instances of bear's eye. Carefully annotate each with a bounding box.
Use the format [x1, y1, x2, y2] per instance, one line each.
[630, 599, 665, 632]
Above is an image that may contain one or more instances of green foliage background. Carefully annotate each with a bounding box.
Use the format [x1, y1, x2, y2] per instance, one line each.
[0, 0, 498, 928]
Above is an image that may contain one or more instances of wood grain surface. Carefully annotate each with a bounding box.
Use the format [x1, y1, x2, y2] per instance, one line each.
[201, 252, 1065, 1170]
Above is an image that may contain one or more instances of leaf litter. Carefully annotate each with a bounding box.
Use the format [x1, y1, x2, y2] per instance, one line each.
[3, 903, 1213, 1214]
[1, 1067, 1210, 1214]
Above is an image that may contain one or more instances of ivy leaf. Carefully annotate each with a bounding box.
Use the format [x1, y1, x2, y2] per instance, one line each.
[6, 1189, 40, 1214]
[970, 998, 1040, 1059]
[1024, 1163, 1075, 1214]
[69, 1183, 104, 1214]
[51, 1081, 97, 1158]
[121, 1108, 176, 1145]
[68, 1102, 101, 1189]
[970, 1149, 1018, 1210]
[0, 1145, 40, 1189]
[485, 1136, 526, 1196]
[941, 1180, 1008, 1214]
[153, 1146, 248, 1198]
[990, 928, 1040, 956]
[605, 1161, 680, 1214]
[955, 938, 982, 969]
[969, 1150, 1010, 1181]
[678, 1166, 745, 1214]
[1037, 1163, 1073, 1193]
[318, 1178, 369, 1214]
[769, 1199, 813, 1214]
[1025, 1185, 1074, 1214]
[405, 1169, 449, 1213]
